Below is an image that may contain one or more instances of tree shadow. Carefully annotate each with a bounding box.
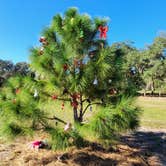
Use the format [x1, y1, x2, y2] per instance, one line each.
[120, 131, 166, 165]
[73, 152, 117, 166]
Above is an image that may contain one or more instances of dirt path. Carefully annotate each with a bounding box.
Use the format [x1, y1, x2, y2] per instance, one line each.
[0, 129, 166, 166]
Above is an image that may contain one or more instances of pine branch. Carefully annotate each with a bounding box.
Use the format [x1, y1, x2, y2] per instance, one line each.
[82, 102, 102, 116]
[45, 116, 67, 124]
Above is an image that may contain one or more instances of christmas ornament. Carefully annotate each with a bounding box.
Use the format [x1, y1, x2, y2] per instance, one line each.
[71, 93, 80, 100]
[98, 26, 108, 39]
[39, 36, 46, 43]
[75, 68, 80, 74]
[34, 89, 38, 98]
[93, 77, 98, 85]
[89, 106, 93, 112]
[63, 64, 68, 71]
[52, 95, 57, 100]
[82, 55, 90, 65]
[71, 101, 78, 109]
[61, 102, 65, 110]
[64, 122, 72, 131]
[108, 79, 112, 83]
[65, 70, 70, 75]
[15, 88, 20, 94]
[109, 89, 117, 95]
[39, 47, 44, 55]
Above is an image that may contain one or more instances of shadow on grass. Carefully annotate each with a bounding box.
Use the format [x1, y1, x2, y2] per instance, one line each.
[73, 152, 117, 166]
[120, 131, 166, 165]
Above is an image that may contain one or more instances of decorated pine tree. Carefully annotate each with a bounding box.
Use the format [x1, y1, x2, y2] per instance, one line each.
[30, 8, 112, 123]
[0, 8, 141, 149]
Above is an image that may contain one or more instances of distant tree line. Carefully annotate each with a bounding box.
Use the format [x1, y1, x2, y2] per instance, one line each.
[0, 60, 30, 86]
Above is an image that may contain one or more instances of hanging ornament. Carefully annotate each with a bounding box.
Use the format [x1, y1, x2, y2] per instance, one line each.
[39, 36, 46, 43]
[65, 70, 70, 75]
[39, 47, 44, 56]
[82, 55, 90, 65]
[61, 102, 65, 110]
[15, 88, 20, 94]
[52, 95, 57, 100]
[71, 101, 78, 109]
[98, 26, 108, 39]
[93, 77, 98, 85]
[64, 122, 72, 131]
[109, 89, 117, 95]
[89, 106, 93, 112]
[71, 93, 79, 100]
[108, 79, 112, 84]
[63, 64, 68, 71]
[75, 68, 80, 74]
[39, 36, 48, 46]
[34, 89, 38, 98]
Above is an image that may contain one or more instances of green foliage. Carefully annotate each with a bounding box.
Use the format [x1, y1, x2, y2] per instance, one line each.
[87, 97, 141, 141]
[46, 127, 84, 150]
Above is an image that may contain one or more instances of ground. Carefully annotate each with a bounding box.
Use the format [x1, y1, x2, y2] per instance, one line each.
[0, 97, 166, 166]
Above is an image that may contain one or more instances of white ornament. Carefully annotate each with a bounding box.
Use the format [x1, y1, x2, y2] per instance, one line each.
[108, 79, 112, 83]
[93, 77, 98, 85]
[64, 122, 72, 131]
[34, 89, 38, 98]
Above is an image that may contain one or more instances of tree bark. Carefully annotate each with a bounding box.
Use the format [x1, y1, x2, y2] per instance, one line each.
[73, 107, 79, 122]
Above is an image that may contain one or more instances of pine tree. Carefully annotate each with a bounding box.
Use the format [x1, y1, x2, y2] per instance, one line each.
[0, 8, 141, 149]
[29, 8, 112, 123]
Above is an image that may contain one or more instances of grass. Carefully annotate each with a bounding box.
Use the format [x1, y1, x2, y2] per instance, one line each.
[136, 97, 166, 129]
[45, 96, 166, 130]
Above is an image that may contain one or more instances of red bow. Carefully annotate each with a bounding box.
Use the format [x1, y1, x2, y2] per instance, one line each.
[98, 26, 108, 39]
[52, 95, 57, 100]
[63, 64, 68, 71]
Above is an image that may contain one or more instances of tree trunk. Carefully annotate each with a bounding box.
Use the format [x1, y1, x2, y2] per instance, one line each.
[144, 89, 146, 96]
[78, 94, 83, 122]
[73, 107, 79, 122]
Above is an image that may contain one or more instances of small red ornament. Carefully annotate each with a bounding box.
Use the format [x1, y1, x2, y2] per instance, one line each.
[61, 102, 65, 110]
[71, 93, 80, 100]
[98, 26, 108, 39]
[63, 64, 68, 71]
[15, 88, 20, 94]
[109, 89, 117, 95]
[39, 36, 46, 43]
[52, 95, 57, 100]
[71, 101, 78, 109]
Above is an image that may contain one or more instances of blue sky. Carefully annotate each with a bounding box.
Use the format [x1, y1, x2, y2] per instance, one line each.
[0, 0, 166, 63]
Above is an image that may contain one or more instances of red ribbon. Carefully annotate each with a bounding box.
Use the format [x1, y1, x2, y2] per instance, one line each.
[98, 26, 108, 39]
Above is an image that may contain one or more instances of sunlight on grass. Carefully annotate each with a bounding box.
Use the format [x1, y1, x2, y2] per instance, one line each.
[136, 97, 166, 129]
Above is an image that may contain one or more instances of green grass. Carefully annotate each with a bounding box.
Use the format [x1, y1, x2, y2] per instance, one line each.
[136, 97, 166, 129]
[44, 96, 166, 130]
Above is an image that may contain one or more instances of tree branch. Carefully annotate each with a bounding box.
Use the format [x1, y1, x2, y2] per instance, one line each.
[44, 116, 67, 124]
[82, 102, 102, 116]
